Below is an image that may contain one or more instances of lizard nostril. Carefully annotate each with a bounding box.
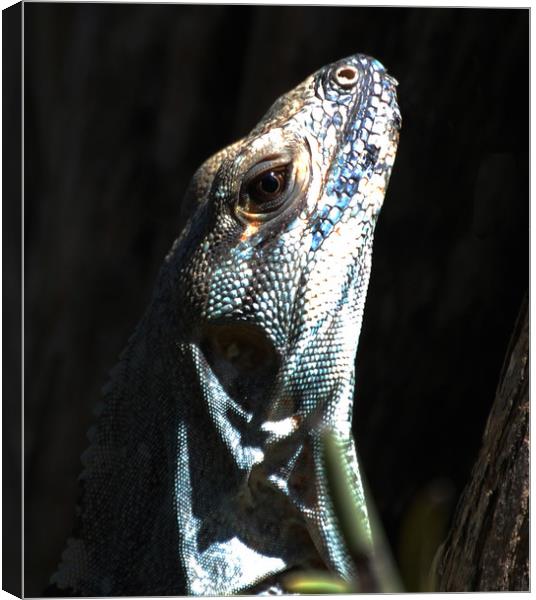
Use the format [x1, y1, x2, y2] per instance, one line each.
[334, 65, 359, 88]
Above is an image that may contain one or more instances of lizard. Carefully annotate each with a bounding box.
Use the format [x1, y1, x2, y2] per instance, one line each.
[51, 53, 401, 596]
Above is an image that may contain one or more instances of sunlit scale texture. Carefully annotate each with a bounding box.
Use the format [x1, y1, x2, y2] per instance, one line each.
[52, 53, 400, 596]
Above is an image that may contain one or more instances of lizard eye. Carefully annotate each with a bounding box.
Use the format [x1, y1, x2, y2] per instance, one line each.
[245, 167, 289, 212]
[238, 162, 292, 219]
[235, 141, 311, 223]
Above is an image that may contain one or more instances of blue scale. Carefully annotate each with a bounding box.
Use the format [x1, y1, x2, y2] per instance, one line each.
[325, 89, 339, 102]
[342, 164, 355, 179]
[346, 180, 359, 196]
[371, 58, 385, 71]
[327, 206, 342, 225]
[335, 194, 351, 210]
[335, 179, 346, 194]
[311, 230, 323, 251]
[319, 220, 333, 238]
[319, 205, 331, 220]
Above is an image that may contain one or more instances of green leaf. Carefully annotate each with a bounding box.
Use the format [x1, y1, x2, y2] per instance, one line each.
[321, 429, 404, 593]
[283, 571, 352, 594]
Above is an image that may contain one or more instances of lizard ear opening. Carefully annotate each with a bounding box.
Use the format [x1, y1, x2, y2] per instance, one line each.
[199, 322, 280, 412]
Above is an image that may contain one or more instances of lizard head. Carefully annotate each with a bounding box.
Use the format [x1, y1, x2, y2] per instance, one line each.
[176, 53, 401, 421]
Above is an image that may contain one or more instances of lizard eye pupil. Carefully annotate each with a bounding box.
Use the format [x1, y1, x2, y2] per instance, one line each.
[246, 167, 288, 210]
[259, 171, 281, 194]
[258, 172, 281, 194]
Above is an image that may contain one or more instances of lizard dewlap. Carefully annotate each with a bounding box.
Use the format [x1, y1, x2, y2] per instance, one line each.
[52, 53, 401, 596]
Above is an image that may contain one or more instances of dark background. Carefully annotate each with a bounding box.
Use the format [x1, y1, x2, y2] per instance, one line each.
[20, 5, 528, 596]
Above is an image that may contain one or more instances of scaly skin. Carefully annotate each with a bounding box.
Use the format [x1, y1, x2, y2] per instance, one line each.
[52, 53, 401, 596]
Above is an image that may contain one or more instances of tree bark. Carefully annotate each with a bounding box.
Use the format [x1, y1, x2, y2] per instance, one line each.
[437, 297, 529, 591]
